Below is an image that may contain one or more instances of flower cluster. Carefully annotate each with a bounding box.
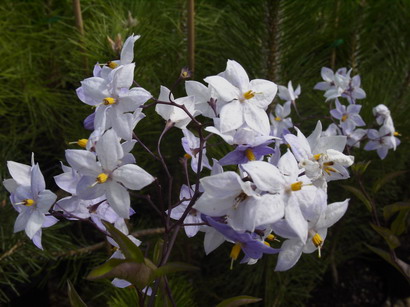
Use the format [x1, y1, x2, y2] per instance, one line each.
[315, 67, 400, 159]
[2, 35, 401, 290]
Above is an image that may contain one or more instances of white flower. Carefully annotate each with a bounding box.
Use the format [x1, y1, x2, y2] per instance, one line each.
[65, 129, 154, 218]
[204, 60, 277, 135]
[155, 86, 196, 129]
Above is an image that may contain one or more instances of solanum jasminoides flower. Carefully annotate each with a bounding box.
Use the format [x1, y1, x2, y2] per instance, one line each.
[3, 158, 57, 249]
[65, 129, 154, 218]
[204, 60, 277, 135]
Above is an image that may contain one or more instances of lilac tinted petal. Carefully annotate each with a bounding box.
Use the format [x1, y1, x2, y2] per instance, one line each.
[84, 112, 95, 130]
[271, 219, 298, 238]
[77, 176, 106, 200]
[353, 88, 366, 99]
[120, 34, 140, 64]
[36, 190, 57, 213]
[275, 238, 304, 271]
[65, 149, 101, 176]
[347, 104, 361, 114]
[219, 100, 244, 132]
[242, 240, 279, 260]
[25, 210, 45, 239]
[377, 147, 389, 160]
[330, 109, 343, 119]
[224, 60, 250, 91]
[204, 228, 225, 254]
[32, 230, 43, 250]
[242, 161, 284, 193]
[314, 82, 330, 91]
[106, 181, 130, 218]
[7, 161, 31, 186]
[112, 278, 131, 288]
[30, 164, 45, 197]
[317, 199, 349, 229]
[244, 103, 270, 135]
[219, 149, 248, 166]
[321, 67, 334, 82]
[364, 140, 379, 151]
[285, 198, 308, 242]
[200, 172, 243, 199]
[14, 208, 31, 233]
[112, 164, 154, 190]
[96, 130, 124, 171]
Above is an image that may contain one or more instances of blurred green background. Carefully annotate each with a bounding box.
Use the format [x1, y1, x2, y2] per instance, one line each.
[0, 0, 409, 306]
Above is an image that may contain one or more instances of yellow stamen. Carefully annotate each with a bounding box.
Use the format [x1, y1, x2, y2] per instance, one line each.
[181, 71, 189, 78]
[243, 90, 255, 100]
[230, 243, 241, 261]
[313, 154, 322, 161]
[290, 181, 303, 191]
[312, 233, 323, 258]
[341, 114, 348, 122]
[103, 97, 116, 105]
[107, 61, 118, 69]
[77, 139, 88, 148]
[263, 241, 270, 247]
[324, 166, 337, 175]
[24, 199, 35, 207]
[96, 173, 108, 184]
[394, 131, 401, 136]
[245, 148, 256, 161]
[184, 153, 192, 159]
[275, 116, 282, 121]
[266, 234, 276, 241]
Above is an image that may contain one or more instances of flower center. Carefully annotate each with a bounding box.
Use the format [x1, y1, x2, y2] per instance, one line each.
[23, 199, 35, 207]
[77, 139, 88, 148]
[107, 61, 118, 69]
[290, 181, 303, 191]
[394, 131, 401, 136]
[243, 90, 255, 100]
[341, 114, 348, 122]
[103, 97, 117, 105]
[96, 173, 109, 184]
[234, 192, 248, 209]
[313, 154, 322, 161]
[184, 153, 192, 159]
[245, 148, 256, 161]
[275, 116, 282, 121]
[323, 162, 337, 175]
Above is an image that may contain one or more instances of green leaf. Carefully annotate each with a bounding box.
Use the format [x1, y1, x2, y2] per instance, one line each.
[341, 185, 372, 212]
[383, 202, 410, 220]
[87, 258, 154, 289]
[216, 296, 262, 307]
[153, 238, 164, 265]
[370, 223, 401, 250]
[372, 170, 407, 193]
[391, 211, 410, 236]
[102, 221, 144, 263]
[366, 244, 410, 280]
[351, 161, 371, 176]
[67, 280, 87, 307]
[154, 262, 199, 278]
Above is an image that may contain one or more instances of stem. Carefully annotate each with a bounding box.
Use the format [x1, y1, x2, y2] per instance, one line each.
[133, 132, 160, 161]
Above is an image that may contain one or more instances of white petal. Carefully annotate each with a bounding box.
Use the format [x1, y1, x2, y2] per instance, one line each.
[96, 129, 124, 171]
[243, 103, 270, 135]
[112, 164, 154, 190]
[204, 75, 240, 102]
[65, 149, 101, 176]
[204, 228, 225, 254]
[7, 161, 31, 186]
[242, 161, 284, 193]
[25, 210, 45, 239]
[275, 238, 304, 271]
[106, 181, 131, 218]
[120, 34, 140, 64]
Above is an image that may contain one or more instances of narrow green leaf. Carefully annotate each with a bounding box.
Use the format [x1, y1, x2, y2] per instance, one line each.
[365, 244, 410, 280]
[391, 211, 410, 236]
[383, 202, 410, 220]
[153, 238, 164, 265]
[154, 262, 199, 278]
[102, 221, 144, 263]
[370, 223, 401, 250]
[67, 280, 87, 307]
[341, 185, 372, 212]
[216, 295, 262, 307]
[87, 258, 154, 289]
[351, 161, 371, 176]
[372, 170, 407, 193]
